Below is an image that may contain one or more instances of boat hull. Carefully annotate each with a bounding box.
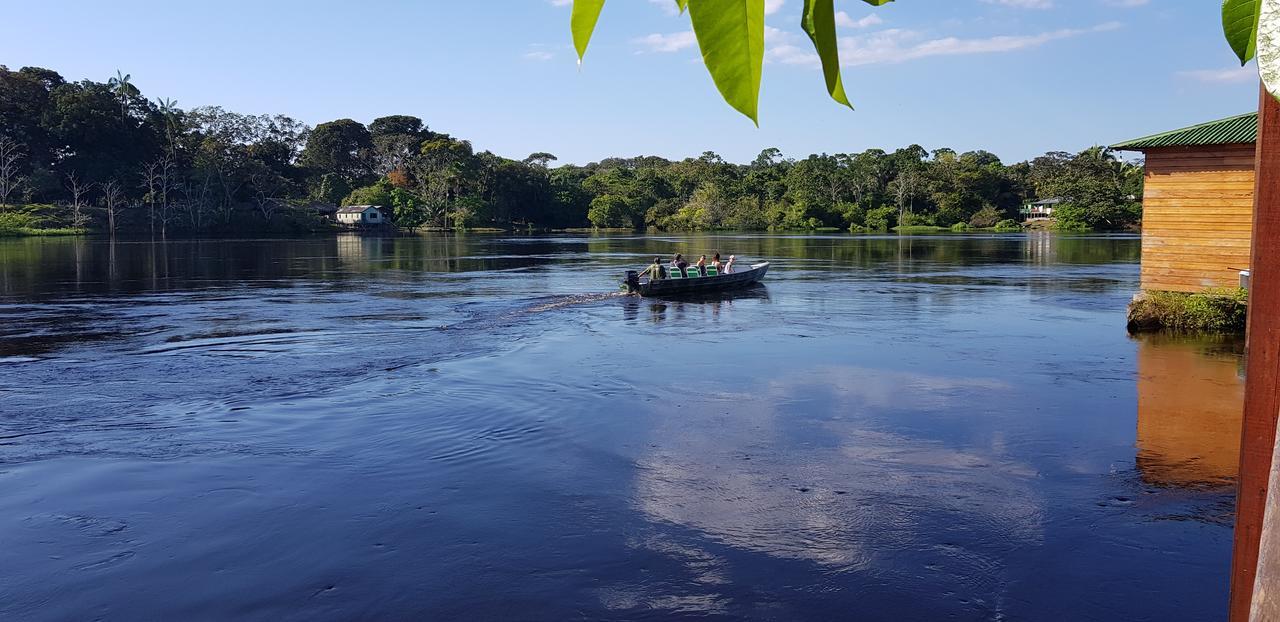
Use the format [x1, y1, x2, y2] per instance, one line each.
[627, 262, 770, 297]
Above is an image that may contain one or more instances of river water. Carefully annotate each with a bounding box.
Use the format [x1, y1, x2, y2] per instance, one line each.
[0, 232, 1243, 621]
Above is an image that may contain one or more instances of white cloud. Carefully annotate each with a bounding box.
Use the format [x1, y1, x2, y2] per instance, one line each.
[981, 0, 1054, 8]
[548, 0, 573, 6]
[633, 30, 698, 53]
[1103, 0, 1149, 6]
[1179, 65, 1258, 84]
[838, 22, 1121, 66]
[765, 22, 1120, 67]
[835, 12, 884, 29]
[765, 0, 786, 15]
[524, 50, 555, 61]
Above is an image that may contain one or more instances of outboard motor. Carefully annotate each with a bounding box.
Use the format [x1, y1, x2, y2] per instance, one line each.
[624, 270, 640, 293]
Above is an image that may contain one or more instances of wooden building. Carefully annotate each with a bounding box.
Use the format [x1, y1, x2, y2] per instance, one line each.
[1113, 112, 1258, 292]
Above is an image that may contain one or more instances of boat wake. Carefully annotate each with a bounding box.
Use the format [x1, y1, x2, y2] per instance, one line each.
[520, 291, 634, 314]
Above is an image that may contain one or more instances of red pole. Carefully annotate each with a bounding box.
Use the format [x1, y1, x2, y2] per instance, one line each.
[1229, 84, 1280, 621]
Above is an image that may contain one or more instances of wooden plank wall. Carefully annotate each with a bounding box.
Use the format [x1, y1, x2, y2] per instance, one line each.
[1141, 144, 1256, 292]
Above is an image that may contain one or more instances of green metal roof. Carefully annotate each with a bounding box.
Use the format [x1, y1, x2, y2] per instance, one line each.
[1111, 112, 1257, 150]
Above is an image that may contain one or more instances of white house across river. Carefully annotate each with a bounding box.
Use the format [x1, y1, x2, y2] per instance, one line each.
[336, 205, 387, 226]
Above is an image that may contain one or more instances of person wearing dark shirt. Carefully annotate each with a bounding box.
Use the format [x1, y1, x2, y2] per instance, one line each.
[671, 253, 690, 273]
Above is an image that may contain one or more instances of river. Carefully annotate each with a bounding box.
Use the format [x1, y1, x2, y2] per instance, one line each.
[0, 232, 1243, 621]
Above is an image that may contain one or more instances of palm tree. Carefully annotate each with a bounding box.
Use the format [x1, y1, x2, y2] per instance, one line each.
[106, 70, 137, 124]
[156, 97, 180, 152]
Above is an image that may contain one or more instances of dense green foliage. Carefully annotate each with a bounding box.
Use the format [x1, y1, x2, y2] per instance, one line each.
[1127, 288, 1249, 333]
[562, 146, 1141, 232]
[0, 64, 1142, 235]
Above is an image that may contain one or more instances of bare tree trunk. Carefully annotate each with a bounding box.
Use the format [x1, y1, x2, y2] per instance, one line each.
[141, 161, 160, 237]
[158, 157, 175, 237]
[101, 180, 124, 235]
[0, 137, 26, 209]
[66, 173, 94, 229]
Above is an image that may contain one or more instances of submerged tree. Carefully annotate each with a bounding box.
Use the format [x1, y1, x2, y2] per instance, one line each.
[100, 179, 124, 234]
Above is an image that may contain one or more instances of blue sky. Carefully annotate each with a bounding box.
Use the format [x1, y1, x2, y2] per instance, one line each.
[0, 0, 1259, 165]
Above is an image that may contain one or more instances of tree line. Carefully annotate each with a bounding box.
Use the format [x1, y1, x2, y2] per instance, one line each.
[0, 65, 1143, 235]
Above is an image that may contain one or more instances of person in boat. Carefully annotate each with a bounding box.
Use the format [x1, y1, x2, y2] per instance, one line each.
[723, 255, 736, 274]
[711, 253, 723, 272]
[696, 255, 708, 276]
[638, 257, 665, 281]
[671, 253, 689, 273]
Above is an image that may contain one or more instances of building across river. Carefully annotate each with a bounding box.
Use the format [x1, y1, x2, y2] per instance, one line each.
[336, 205, 388, 227]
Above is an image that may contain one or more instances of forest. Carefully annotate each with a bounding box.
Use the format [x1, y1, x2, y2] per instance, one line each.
[0, 65, 1144, 236]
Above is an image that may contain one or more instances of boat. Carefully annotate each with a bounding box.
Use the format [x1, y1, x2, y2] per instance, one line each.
[623, 262, 770, 297]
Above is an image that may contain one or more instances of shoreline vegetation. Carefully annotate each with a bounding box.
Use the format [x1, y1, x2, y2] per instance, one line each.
[1127, 289, 1249, 334]
[1, 64, 1143, 238]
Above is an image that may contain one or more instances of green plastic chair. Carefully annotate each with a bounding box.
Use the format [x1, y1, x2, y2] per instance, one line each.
[705, 266, 718, 276]
[686, 267, 700, 278]
[667, 266, 682, 278]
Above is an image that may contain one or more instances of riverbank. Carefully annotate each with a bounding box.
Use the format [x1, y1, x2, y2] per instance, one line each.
[0, 226, 88, 237]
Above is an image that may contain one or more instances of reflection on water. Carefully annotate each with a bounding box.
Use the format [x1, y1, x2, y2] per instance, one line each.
[634, 367, 1038, 570]
[1135, 334, 1245, 488]
[0, 232, 1238, 621]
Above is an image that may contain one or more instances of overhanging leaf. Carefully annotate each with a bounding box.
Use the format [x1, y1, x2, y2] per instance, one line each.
[1260, 0, 1280, 99]
[1224, 0, 1262, 64]
[802, 0, 851, 108]
[675, 0, 688, 13]
[688, 0, 765, 125]
[572, 0, 607, 62]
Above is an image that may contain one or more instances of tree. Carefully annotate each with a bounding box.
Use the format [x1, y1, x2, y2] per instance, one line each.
[343, 179, 394, 207]
[65, 172, 93, 228]
[46, 79, 164, 183]
[414, 136, 476, 227]
[391, 187, 428, 232]
[156, 97, 181, 153]
[587, 194, 635, 228]
[369, 115, 425, 139]
[523, 152, 557, 168]
[100, 179, 124, 234]
[106, 70, 137, 124]
[299, 118, 373, 183]
[1039, 147, 1141, 231]
[141, 160, 161, 234]
[247, 161, 289, 221]
[0, 136, 25, 208]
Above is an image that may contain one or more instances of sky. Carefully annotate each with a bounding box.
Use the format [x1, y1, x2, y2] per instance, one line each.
[0, 0, 1260, 166]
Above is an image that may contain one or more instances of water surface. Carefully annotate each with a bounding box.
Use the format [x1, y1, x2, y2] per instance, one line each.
[0, 233, 1242, 620]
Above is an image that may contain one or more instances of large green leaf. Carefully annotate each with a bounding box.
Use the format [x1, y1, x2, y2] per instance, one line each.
[688, 0, 766, 125]
[674, 0, 688, 13]
[1224, 0, 1261, 64]
[1261, 0, 1280, 99]
[802, 0, 851, 108]
[572, 0, 607, 62]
